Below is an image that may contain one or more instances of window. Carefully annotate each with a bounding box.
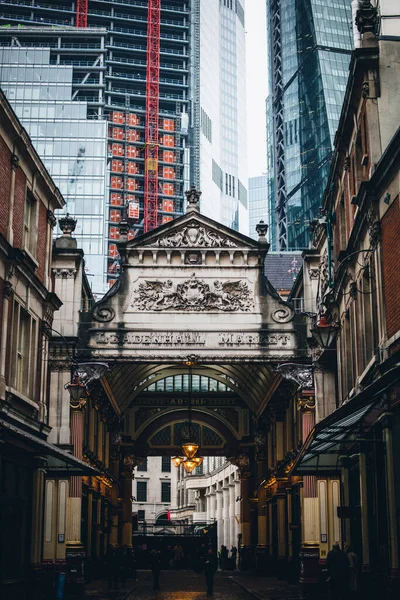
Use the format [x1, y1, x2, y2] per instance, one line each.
[137, 509, 145, 521]
[24, 191, 37, 256]
[137, 458, 148, 472]
[12, 301, 37, 398]
[161, 456, 171, 472]
[161, 481, 171, 503]
[136, 481, 147, 502]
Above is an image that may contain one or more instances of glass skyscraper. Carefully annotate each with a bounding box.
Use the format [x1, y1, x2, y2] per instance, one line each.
[191, 0, 248, 233]
[266, 0, 353, 250]
[0, 36, 108, 296]
[0, 1, 249, 292]
[248, 175, 269, 241]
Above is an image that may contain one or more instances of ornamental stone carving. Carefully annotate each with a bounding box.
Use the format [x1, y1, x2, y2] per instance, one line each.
[53, 268, 77, 279]
[229, 453, 251, 479]
[355, 1, 378, 35]
[275, 363, 313, 390]
[271, 306, 294, 323]
[131, 274, 253, 312]
[157, 221, 237, 248]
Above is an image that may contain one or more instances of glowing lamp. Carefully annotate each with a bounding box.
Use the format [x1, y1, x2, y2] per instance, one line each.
[181, 441, 199, 459]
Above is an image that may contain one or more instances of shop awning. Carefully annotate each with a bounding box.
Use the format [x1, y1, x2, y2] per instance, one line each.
[293, 367, 400, 475]
[293, 402, 377, 474]
[0, 419, 100, 476]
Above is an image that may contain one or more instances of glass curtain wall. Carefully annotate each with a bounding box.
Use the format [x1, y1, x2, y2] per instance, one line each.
[0, 46, 108, 296]
[266, 0, 352, 250]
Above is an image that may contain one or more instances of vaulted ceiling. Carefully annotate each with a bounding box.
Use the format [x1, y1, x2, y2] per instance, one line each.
[103, 362, 280, 415]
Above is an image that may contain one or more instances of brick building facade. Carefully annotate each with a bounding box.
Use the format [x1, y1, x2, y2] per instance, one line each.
[294, 4, 400, 597]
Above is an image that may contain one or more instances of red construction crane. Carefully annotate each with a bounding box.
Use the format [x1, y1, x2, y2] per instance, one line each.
[76, 0, 88, 27]
[144, 0, 161, 233]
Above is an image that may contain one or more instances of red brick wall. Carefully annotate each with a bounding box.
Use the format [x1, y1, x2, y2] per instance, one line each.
[381, 198, 400, 340]
[36, 201, 48, 283]
[0, 137, 12, 238]
[13, 166, 26, 249]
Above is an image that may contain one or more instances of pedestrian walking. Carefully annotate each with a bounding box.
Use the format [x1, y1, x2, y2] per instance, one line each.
[204, 549, 218, 597]
[231, 546, 238, 570]
[345, 545, 360, 598]
[150, 549, 162, 591]
[326, 542, 350, 600]
[106, 545, 119, 590]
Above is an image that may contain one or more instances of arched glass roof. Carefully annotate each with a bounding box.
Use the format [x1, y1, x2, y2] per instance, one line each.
[143, 374, 231, 393]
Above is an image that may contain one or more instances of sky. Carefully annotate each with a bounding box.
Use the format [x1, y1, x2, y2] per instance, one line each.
[245, 0, 268, 179]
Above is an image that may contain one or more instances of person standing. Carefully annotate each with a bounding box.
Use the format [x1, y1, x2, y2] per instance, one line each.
[326, 542, 350, 600]
[231, 546, 238, 570]
[204, 549, 218, 597]
[345, 546, 360, 598]
[150, 549, 162, 591]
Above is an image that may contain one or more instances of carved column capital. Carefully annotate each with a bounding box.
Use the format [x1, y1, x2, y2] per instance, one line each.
[11, 153, 20, 170]
[3, 280, 13, 299]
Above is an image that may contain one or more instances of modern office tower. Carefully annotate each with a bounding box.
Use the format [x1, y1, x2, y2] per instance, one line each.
[0, 29, 108, 296]
[0, 0, 248, 286]
[266, 0, 353, 251]
[248, 175, 269, 240]
[0, 2, 190, 288]
[191, 0, 248, 233]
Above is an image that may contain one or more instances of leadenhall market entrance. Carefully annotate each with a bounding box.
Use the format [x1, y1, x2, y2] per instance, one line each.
[50, 189, 325, 589]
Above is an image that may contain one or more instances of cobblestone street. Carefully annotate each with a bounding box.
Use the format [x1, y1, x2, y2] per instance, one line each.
[85, 571, 302, 600]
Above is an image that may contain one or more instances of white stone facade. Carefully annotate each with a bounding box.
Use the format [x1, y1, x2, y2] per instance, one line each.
[171, 458, 241, 549]
[132, 457, 177, 527]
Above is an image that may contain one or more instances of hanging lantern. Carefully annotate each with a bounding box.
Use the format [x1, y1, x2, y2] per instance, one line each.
[181, 441, 199, 459]
[182, 458, 197, 473]
[65, 374, 87, 408]
[310, 314, 339, 349]
[193, 456, 203, 467]
[172, 455, 184, 467]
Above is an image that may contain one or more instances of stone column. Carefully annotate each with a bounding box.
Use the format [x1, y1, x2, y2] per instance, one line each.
[216, 488, 223, 548]
[381, 417, 399, 597]
[66, 407, 85, 550]
[340, 458, 351, 548]
[121, 453, 135, 547]
[31, 460, 46, 565]
[256, 486, 267, 572]
[240, 478, 251, 547]
[109, 430, 122, 546]
[121, 476, 133, 547]
[229, 482, 236, 553]
[66, 406, 85, 593]
[299, 399, 320, 595]
[223, 484, 230, 549]
[359, 450, 370, 575]
[0, 280, 12, 400]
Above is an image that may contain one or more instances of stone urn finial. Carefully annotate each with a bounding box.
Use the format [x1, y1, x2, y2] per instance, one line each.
[58, 213, 77, 237]
[185, 184, 202, 213]
[256, 220, 269, 245]
[355, 0, 378, 36]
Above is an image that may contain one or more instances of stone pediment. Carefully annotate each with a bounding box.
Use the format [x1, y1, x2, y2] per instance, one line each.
[124, 211, 263, 252]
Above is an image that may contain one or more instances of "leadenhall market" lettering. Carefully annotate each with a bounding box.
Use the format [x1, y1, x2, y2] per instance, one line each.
[94, 330, 294, 348]
[218, 333, 291, 346]
[95, 331, 206, 346]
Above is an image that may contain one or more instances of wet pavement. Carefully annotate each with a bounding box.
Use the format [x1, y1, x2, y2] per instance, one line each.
[85, 570, 302, 600]
[119, 570, 254, 599]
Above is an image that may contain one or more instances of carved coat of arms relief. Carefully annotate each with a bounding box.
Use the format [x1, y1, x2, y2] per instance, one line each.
[131, 273, 253, 312]
[156, 221, 237, 248]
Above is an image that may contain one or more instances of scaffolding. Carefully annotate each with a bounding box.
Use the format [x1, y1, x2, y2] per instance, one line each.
[144, 0, 161, 233]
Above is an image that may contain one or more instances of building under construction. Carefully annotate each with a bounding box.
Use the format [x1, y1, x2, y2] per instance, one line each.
[0, 0, 247, 289]
[0, 0, 189, 287]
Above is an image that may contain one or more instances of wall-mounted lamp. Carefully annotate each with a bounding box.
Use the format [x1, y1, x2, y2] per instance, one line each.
[65, 373, 87, 408]
[310, 314, 339, 349]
